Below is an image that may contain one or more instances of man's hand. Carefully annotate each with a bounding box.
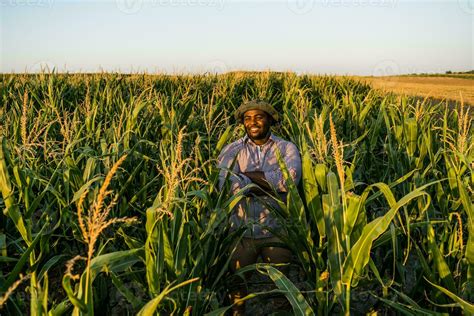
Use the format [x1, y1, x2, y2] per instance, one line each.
[242, 171, 273, 196]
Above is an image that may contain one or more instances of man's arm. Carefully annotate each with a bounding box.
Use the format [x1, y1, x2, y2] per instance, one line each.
[242, 171, 270, 189]
[242, 171, 273, 196]
[218, 143, 252, 195]
[263, 143, 302, 193]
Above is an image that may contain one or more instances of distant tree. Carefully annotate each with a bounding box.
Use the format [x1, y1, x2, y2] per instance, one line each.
[446, 70, 452, 74]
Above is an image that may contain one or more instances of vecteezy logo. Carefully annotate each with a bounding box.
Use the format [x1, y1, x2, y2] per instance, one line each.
[458, 0, 474, 14]
[116, 0, 143, 14]
[372, 59, 400, 88]
[205, 60, 228, 74]
[0, 0, 55, 7]
[287, 0, 315, 15]
[214, 0, 225, 11]
[30, 61, 56, 73]
[372, 59, 400, 77]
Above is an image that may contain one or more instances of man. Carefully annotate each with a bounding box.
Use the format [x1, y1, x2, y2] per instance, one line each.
[217, 100, 302, 315]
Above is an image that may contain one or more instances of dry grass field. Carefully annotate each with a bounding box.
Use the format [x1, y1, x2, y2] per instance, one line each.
[359, 76, 474, 106]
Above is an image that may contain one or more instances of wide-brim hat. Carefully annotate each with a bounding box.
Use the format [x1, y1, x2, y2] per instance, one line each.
[234, 100, 279, 122]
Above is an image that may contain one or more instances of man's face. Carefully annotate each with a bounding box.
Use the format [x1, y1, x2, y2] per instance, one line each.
[243, 109, 272, 144]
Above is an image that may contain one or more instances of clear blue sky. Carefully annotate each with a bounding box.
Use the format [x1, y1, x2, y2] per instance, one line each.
[1, 0, 472, 75]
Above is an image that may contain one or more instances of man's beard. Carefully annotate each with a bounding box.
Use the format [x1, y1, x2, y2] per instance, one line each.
[246, 127, 270, 142]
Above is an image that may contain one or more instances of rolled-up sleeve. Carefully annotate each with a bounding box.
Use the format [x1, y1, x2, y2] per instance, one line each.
[218, 144, 252, 194]
[264, 143, 302, 192]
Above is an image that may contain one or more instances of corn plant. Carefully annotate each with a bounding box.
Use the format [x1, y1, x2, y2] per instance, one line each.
[0, 72, 472, 315]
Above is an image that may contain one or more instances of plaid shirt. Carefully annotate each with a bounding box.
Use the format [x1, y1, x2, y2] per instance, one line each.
[218, 134, 302, 238]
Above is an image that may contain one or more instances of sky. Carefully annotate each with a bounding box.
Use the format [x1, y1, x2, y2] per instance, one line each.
[0, 0, 472, 75]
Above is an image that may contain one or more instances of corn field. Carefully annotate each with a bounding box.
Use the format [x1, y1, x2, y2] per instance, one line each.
[0, 72, 473, 315]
